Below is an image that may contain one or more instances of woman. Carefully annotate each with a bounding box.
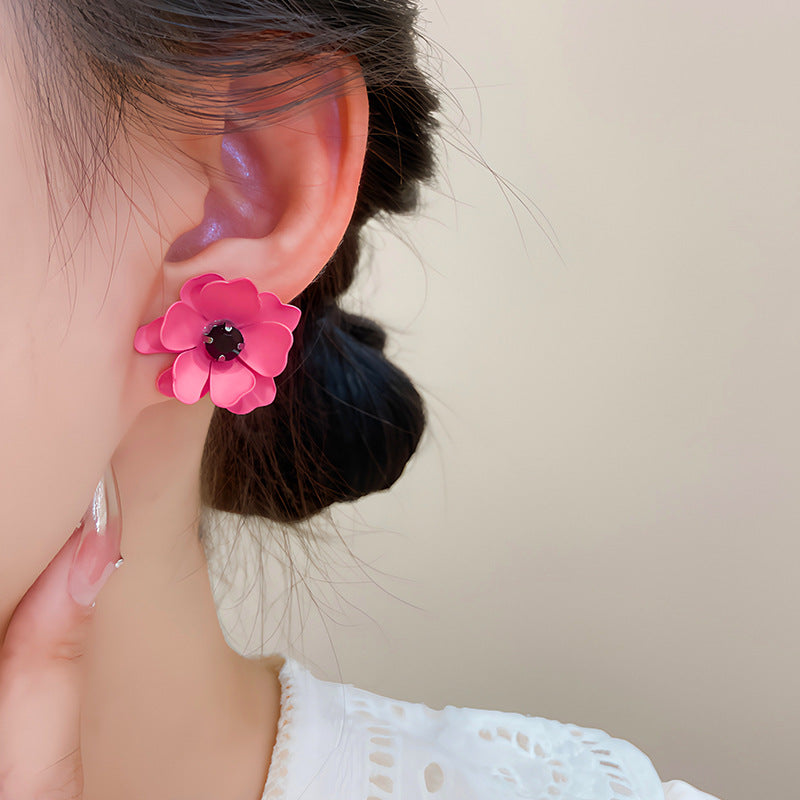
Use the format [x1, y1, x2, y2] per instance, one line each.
[0, 1, 721, 798]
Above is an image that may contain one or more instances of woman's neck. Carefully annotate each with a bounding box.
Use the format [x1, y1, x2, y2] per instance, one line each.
[80, 400, 283, 800]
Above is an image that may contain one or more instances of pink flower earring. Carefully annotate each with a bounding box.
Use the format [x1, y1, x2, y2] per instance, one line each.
[134, 272, 301, 415]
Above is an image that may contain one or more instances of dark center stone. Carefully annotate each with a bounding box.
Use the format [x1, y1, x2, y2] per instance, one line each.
[203, 321, 244, 362]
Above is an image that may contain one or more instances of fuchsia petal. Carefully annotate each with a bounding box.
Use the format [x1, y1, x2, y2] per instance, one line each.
[156, 366, 176, 398]
[209, 359, 257, 408]
[179, 272, 224, 313]
[238, 322, 293, 377]
[134, 317, 168, 354]
[138, 274, 301, 412]
[172, 347, 211, 404]
[160, 301, 207, 351]
[226, 373, 277, 415]
[254, 292, 302, 331]
[195, 278, 261, 326]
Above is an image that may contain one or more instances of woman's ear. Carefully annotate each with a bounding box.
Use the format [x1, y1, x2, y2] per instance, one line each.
[153, 54, 369, 307]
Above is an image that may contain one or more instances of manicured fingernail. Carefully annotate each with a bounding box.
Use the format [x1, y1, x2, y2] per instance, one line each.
[67, 462, 124, 608]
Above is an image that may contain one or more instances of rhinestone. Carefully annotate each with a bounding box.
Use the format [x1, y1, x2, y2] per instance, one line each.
[204, 321, 244, 362]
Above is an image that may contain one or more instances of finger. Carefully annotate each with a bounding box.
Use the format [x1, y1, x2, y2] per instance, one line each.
[0, 524, 89, 799]
[3, 522, 89, 663]
[0, 465, 123, 799]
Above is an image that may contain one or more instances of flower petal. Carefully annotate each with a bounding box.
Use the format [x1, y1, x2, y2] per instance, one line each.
[179, 272, 225, 313]
[237, 322, 294, 377]
[209, 359, 257, 408]
[161, 301, 207, 351]
[134, 317, 168, 354]
[172, 347, 211, 404]
[195, 278, 261, 327]
[226, 373, 277, 415]
[156, 365, 177, 398]
[253, 292, 302, 331]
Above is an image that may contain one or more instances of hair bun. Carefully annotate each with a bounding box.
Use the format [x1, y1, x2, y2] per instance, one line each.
[290, 305, 425, 512]
[202, 302, 426, 524]
[325, 305, 388, 353]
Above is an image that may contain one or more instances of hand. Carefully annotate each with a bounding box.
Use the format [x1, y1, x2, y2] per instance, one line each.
[0, 467, 123, 799]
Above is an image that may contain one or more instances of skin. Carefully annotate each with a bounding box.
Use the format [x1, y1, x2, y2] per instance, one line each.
[0, 10, 370, 800]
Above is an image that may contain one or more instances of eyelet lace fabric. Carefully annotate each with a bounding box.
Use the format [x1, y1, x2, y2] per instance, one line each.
[260, 656, 722, 800]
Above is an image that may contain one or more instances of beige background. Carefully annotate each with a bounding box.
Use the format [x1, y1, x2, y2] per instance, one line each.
[206, 3, 799, 799]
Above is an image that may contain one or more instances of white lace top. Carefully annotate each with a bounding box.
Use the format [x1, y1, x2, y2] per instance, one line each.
[259, 656, 722, 800]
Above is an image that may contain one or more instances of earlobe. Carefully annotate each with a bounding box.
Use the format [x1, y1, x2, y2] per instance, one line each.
[161, 56, 370, 305]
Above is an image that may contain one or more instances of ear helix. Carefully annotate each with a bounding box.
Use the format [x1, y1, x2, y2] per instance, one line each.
[134, 273, 301, 415]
